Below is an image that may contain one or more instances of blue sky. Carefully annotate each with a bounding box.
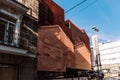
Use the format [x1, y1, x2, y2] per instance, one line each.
[54, 0, 120, 43]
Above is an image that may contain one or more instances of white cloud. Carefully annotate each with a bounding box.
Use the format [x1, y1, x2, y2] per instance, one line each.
[88, 31, 120, 43]
[98, 32, 120, 42]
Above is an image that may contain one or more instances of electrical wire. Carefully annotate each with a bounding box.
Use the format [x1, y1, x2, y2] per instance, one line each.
[57, 0, 88, 18]
[65, 0, 88, 13]
[69, 0, 98, 19]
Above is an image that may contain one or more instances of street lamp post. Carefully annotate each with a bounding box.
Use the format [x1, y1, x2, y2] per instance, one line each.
[92, 26, 102, 80]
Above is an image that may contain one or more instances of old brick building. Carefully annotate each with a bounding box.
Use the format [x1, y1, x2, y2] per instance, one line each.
[0, 0, 39, 80]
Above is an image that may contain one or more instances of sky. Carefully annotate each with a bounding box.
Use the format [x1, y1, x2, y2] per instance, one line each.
[54, 0, 120, 44]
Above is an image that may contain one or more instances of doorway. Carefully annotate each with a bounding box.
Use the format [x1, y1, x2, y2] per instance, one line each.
[0, 63, 18, 80]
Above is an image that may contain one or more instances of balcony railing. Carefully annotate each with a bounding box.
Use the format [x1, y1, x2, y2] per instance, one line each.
[0, 18, 37, 52]
[0, 31, 37, 53]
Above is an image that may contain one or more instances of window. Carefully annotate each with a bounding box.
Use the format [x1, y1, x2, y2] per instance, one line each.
[0, 20, 7, 42]
[0, 18, 15, 45]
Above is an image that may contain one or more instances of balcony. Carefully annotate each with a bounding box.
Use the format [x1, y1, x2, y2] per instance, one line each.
[0, 31, 36, 57]
[0, 30, 37, 51]
[0, 18, 36, 57]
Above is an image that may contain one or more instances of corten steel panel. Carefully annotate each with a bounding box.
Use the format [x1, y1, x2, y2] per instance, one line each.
[39, 0, 65, 29]
[65, 20, 90, 51]
[38, 25, 75, 72]
[75, 42, 91, 70]
[65, 20, 91, 70]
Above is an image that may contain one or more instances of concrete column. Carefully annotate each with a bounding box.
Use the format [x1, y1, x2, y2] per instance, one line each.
[14, 15, 22, 47]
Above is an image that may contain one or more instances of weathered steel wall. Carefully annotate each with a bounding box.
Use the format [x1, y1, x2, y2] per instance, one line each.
[75, 42, 91, 70]
[65, 20, 90, 51]
[38, 25, 75, 72]
[39, 0, 65, 29]
[65, 20, 91, 70]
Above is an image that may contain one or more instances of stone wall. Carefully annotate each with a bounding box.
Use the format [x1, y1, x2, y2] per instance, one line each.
[18, 0, 39, 19]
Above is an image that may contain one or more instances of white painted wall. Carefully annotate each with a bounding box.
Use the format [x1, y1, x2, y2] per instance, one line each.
[99, 41, 120, 65]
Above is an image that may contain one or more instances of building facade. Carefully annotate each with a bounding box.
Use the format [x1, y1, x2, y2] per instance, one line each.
[99, 41, 120, 80]
[37, 24, 91, 78]
[37, 25, 75, 79]
[91, 41, 120, 80]
[0, 0, 39, 80]
[39, 0, 65, 28]
[65, 20, 91, 70]
[38, 0, 92, 78]
[0, 0, 92, 80]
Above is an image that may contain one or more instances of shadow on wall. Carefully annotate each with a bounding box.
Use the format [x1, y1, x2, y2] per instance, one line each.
[37, 25, 75, 78]
[75, 43, 91, 70]
[39, 0, 54, 26]
[39, 0, 65, 29]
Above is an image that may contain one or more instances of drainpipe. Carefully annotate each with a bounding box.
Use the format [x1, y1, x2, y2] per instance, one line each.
[14, 15, 22, 47]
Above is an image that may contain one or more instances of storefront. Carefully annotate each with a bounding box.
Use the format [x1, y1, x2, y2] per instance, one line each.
[0, 53, 36, 80]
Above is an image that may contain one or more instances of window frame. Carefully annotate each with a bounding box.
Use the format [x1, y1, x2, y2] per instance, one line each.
[0, 18, 16, 44]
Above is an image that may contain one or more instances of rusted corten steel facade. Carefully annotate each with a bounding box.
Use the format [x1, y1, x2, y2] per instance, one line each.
[65, 20, 90, 51]
[38, 25, 75, 72]
[37, 24, 91, 72]
[39, 0, 65, 28]
[38, 0, 91, 71]
[65, 20, 91, 70]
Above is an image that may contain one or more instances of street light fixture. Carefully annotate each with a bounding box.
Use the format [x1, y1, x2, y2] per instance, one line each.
[92, 26, 99, 32]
